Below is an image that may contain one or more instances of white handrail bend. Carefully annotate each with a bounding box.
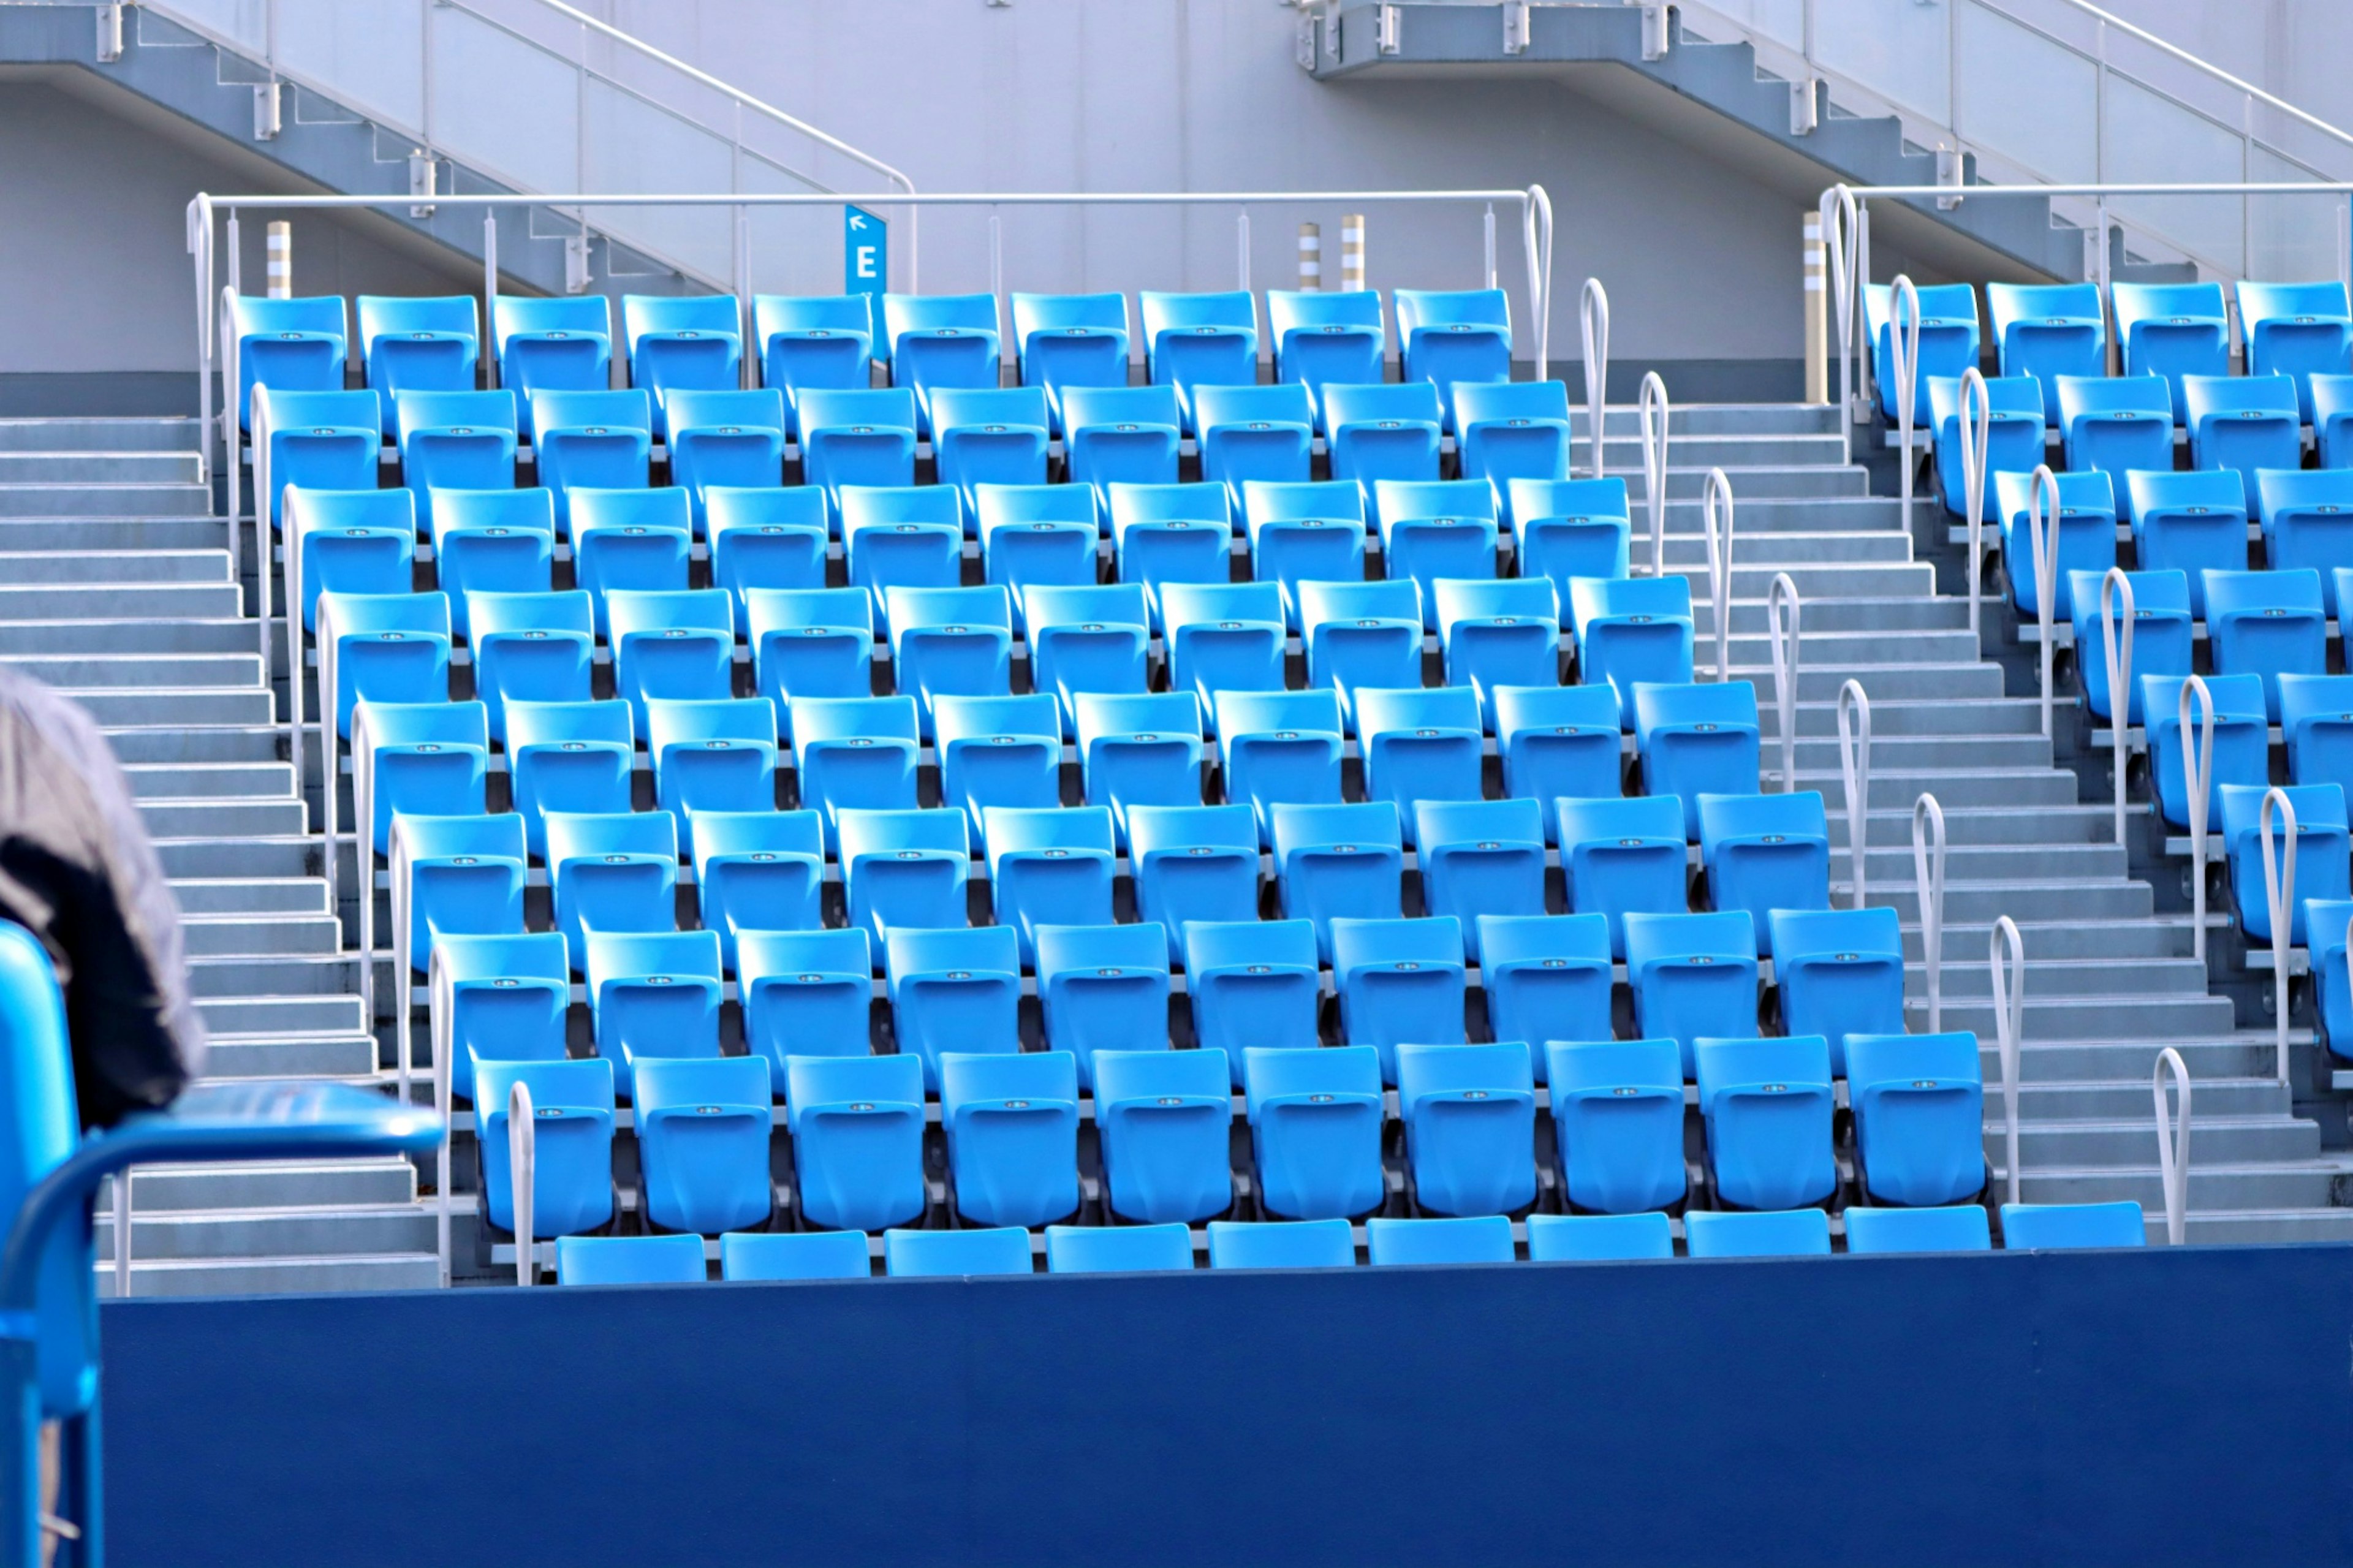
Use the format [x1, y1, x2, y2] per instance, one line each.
[1956, 367, 1991, 641]
[1912, 793, 1948, 1034]
[1702, 468, 1735, 681]
[1638, 372, 1669, 577]
[1838, 680, 1872, 911]
[1767, 573, 1800, 792]
[2025, 464, 2063, 741]
[2153, 1045, 2193, 1247]
[2097, 568, 2135, 848]
[1580, 278, 1610, 480]
[1991, 914, 2026, 1208]
[2180, 675, 2218, 965]
[2258, 787, 2299, 1086]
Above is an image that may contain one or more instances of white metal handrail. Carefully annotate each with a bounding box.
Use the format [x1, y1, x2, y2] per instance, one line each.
[2153, 1045, 2192, 1246]
[509, 1078, 535, 1289]
[1837, 679, 1871, 911]
[110, 1170, 130, 1301]
[2258, 786, 2299, 1086]
[1991, 914, 2026, 1207]
[1580, 277, 1609, 479]
[1817, 184, 1860, 460]
[2180, 674, 2217, 964]
[1955, 368, 1991, 641]
[1767, 573, 1800, 792]
[1637, 371, 1670, 577]
[1701, 468, 1734, 681]
[2096, 567, 2135, 847]
[430, 942, 459, 1287]
[2025, 464, 2063, 741]
[1913, 792, 1948, 1033]
[1889, 274, 1920, 526]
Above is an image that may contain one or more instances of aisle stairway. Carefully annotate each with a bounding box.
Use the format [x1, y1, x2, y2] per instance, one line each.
[0, 416, 434, 1294]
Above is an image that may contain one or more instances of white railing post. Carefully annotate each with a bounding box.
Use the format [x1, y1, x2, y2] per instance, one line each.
[1702, 468, 1735, 680]
[1890, 273, 1920, 526]
[188, 195, 214, 493]
[2180, 674, 2216, 964]
[2259, 786, 2299, 1085]
[1838, 679, 1871, 909]
[1767, 572, 1800, 792]
[2026, 464, 2063, 741]
[1957, 366, 1991, 640]
[1912, 792, 1947, 1033]
[2153, 1045, 2192, 1246]
[111, 1170, 131, 1301]
[250, 377, 276, 672]
[1579, 277, 1608, 479]
[482, 211, 499, 391]
[1525, 184, 1553, 382]
[1819, 184, 1859, 463]
[509, 1078, 536, 1288]
[1638, 371, 1669, 578]
[430, 942, 455, 1287]
[316, 599, 345, 1018]
[2097, 568, 2137, 847]
[1991, 914, 2026, 1207]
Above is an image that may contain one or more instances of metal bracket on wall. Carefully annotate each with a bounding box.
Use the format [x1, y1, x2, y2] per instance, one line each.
[94, 3, 122, 63]
[252, 80, 281, 142]
[564, 232, 591, 295]
[1502, 1, 1531, 55]
[1790, 77, 1819, 135]
[1640, 2, 1669, 61]
[1376, 3, 1400, 55]
[409, 151, 438, 219]
[1296, 10, 1319, 69]
[1936, 145, 1963, 209]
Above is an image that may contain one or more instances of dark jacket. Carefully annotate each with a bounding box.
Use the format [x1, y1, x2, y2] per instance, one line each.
[0, 665, 203, 1127]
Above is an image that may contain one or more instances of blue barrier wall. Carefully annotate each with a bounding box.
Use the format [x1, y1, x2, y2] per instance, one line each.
[102, 1244, 2353, 1567]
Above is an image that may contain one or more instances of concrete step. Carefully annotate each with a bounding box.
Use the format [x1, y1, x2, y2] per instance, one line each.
[0, 452, 203, 484]
[2173, 1208, 2353, 1244]
[157, 836, 317, 879]
[51, 687, 275, 727]
[94, 1202, 433, 1260]
[187, 953, 360, 998]
[2012, 1077, 2290, 1121]
[1858, 842, 2125, 884]
[0, 583, 242, 621]
[1864, 879, 2153, 925]
[2004, 1159, 2352, 1211]
[1760, 697, 2045, 740]
[140, 799, 307, 839]
[1784, 733, 2053, 772]
[1657, 530, 1914, 567]
[4, 651, 262, 689]
[1923, 954, 2210, 1000]
[0, 617, 254, 655]
[1733, 664, 2003, 702]
[1998, 1114, 2322, 1167]
[1794, 767, 2080, 809]
[1929, 990, 2239, 1040]
[1904, 917, 2194, 962]
[1828, 805, 2115, 849]
[99, 1252, 440, 1298]
[201, 1032, 379, 1079]
[1627, 466, 1866, 500]
[1578, 404, 1840, 438]
[195, 992, 366, 1036]
[0, 484, 211, 517]
[105, 725, 284, 764]
[0, 516, 230, 552]
[180, 914, 342, 957]
[123, 761, 294, 798]
[101, 1159, 415, 1212]
[1998, 1035, 2283, 1083]
[1677, 562, 1934, 601]
[1708, 596, 1964, 634]
[168, 877, 328, 915]
[0, 417, 201, 452]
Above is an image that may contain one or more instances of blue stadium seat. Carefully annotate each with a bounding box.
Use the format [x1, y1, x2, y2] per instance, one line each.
[1270, 800, 1406, 961]
[2280, 675, 2353, 798]
[2305, 898, 2353, 1059]
[1525, 1211, 1675, 1262]
[1215, 688, 1345, 847]
[2235, 281, 2352, 422]
[1999, 1200, 2146, 1249]
[232, 295, 347, 429]
[1297, 578, 1423, 740]
[1555, 794, 1689, 959]
[705, 487, 829, 623]
[1373, 479, 1501, 629]
[837, 807, 970, 949]
[1504, 477, 1631, 597]
[1197, 383, 1317, 505]
[662, 388, 787, 532]
[1985, 281, 2104, 425]
[476, 1056, 615, 1239]
[883, 1227, 1034, 1277]
[582, 929, 724, 1097]
[2053, 376, 2173, 493]
[1454, 381, 1572, 493]
[316, 592, 451, 736]
[1138, 289, 1259, 434]
[747, 588, 873, 720]
[1843, 1205, 1993, 1254]
[1415, 798, 1546, 959]
[2314, 374, 2353, 468]
[690, 808, 824, 972]
[430, 489, 555, 632]
[939, 1048, 1081, 1228]
[784, 1051, 926, 1235]
[1074, 692, 1205, 847]
[359, 296, 479, 433]
[932, 694, 1062, 846]
[1161, 583, 1286, 721]
[931, 387, 1053, 531]
[2219, 782, 2349, 945]
[1767, 906, 1906, 1077]
[1393, 288, 1513, 429]
[1694, 1032, 1835, 1211]
[502, 699, 631, 858]
[879, 293, 1001, 436]
[841, 486, 963, 629]
[1433, 578, 1560, 732]
[1365, 1215, 1514, 1266]
[1355, 686, 1482, 845]
[2142, 673, 2268, 831]
[2182, 374, 2300, 510]
[435, 931, 569, 1104]
[751, 295, 871, 435]
[1184, 920, 1321, 1088]
[740, 929, 873, 1078]
[1683, 1207, 1831, 1258]
[1241, 479, 1370, 633]
[1546, 1038, 1688, 1215]
[797, 388, 919, 523]
[1037, 922, 1171, 1088]
[1994, 468, 2116, 622]
[1624, 911, 1759, 1076]
[1634, 681, 1761, 838]
[1928, 373, 2043, 520]
[528, 390, 653, 532]
[885, 585, 1014, 743]
[1243, 1044, 1385, 1221]
[1324, 382, 1442, 501]
[1025, 583, 1152, 740]
[984, 805, 1116, 964]
[1093, 1047, 1234, 1225]
[496, 297, 612, 438]
[720, 1229, 872, 1281]
[1207, 1218, 1357, 1269]
[257, 389, 381, 530]
[2112, 281, 2229, 422]
[1068, 389, 1188, 517]
[2207, 568, 2327, 719]
[1479, 914, 1614, 1075]
[1127, 805, 1260, 963]
[1697, 790, 1830, 954]
[634, 1055, 773, 1235]
[977, 485, 1098, 620]
[1267, 289, 1385, 431]
[570, 488, 692, 638]
[1396, 1041, 1536, 1218]
[787, 695, 920, 852]
[1569, 577, 1695, 725]
[1846, 1032, 1987, 1208]
[2254, 471, 2353, 618]
[285, 488, 414, 634]
[1330, 915, 1468, 1085]
[621, 296, 743, 435]
[607, 587, 734, 732]
[543, 811, 676, 966]
[1044, 1223, 1194, 1274]
[1863, 281, 1980, 425]
[466, 590, 594, 743]
[1109, 483, 1232, 628]
[354, 700, 487, 848]
[2123, 469, 2244, 612]
[1496, 684, 1624, 837]
[1010, 291, 1130, 433]
[886, 925, 1021, 1093]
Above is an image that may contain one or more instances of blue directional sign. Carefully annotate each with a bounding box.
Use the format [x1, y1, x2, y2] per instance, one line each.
[845, 205, 887, 350]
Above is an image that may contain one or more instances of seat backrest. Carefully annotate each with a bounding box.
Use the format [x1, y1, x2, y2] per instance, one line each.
[2182, 373, 2298, 423]
[436, 930, 570, 986]
[689, 808, 823, 871]
[2126, 468, 2245, 521]
[2234, 280, 2351, 326]
[430, 488, 553, 536]
[1631, 680, 1758, 746]
[355, 699, 489, 752]
[476, 1055, 615, 1117]
[885, 585, 1014, 636]
[1108, 479, 1231, 528]
[585, 928, 723, 988]
[1995, 466, 2113, 525]
[1023, 582, 1150, 634]
[837, 806, 969, 863]
[1093, 1046, 1229, 1107]
[1035, 921, 1168, 981]
[1266, 288, 1384, 340]
[1064, 385, 1186, 434]
[884, 923, 1018, 982]
[2254, 467, 2353, 525]
[1393, 287, 1510, 336]
[1623, 909, 1756, 972]
[1453, 381, 1570, 428]
[233, 294, 347, 339]
[787, 695, 919, 747]
[529, 388, 653, 435]
[606, 587, 733, 641]
[2053, 373, 2172, 422]
[1862, 281, 1979, 338]
[1396, 1040, 1533, 1115]
[1329, 914, 1462, 976]
[1139, 289, 1257, 340]
[880, 292, 999, 351]
[394, 389, 517, 440]
[1414, 796, 1545, 850]
[1126, 802, 1257, 859]
[2001, 1200, 2146, 1249]
[1240, 477, 1365, 529]
[1566, 574, 1692, 637]
[1296, 577, 1419, 629]
[1546, 1037, 1681, 1094]
[1372, 478, 1499, 526]
[933, 693, 1062, 748]
[0, 923, 93, 1417]
[2277, 673, 2353, 734]
[1194, 382, 1317, 431]
[1321, 382, 1443, 430]
[1159, 581, 1286, 632]
[645, 697, 778, 754]
[1844, 1205, 1993, 1255]
[784, 1051, 921, 1119]
[497, 295, 612, 349]
[468, 589, 595, 641]
[1352, 685, 1482, 739]
[2140, 672, 2268, 731]
[982, 804, 1115, 860]
[1010, 290, 1129, 342]
[1241, 1042, 1381, 1120]
[257, 388, 381, 431]
[570, 487, 692, 535]
[1985, 281, 2101, 336]
[2219, 781, 2347, 840]
[751, 294, 871, 339]
[976, 484, 1097, 535]
[664, 388, 788, 435]
[1693, 1032, 1830, 1111]
[634, 1053, 771, 1112]
[1844, 1030, 1981, 1092]
[741, 927, 873, 988]
[1184, 917, 1318, 975]
[1925, 373, 2041, 426]
[938, 1047, 1079, 1111]
[796, 387, 920, 433]
[839, 485, 961, 534]
[1553, 793, 1684, 847]
[929, 386, 1052, 434]
[1476, 911, 1612, 971]
[2112, 281, 2227, 335]
[1270, 800, 1403, 858]
[1074, 691, 1202, 746]
[317, 590, 451, 639]
[1431, 576, 1559, 632]
[706, 486, 827, 538]
[746, 586, 874, 639]
[621, 294, 741, 350]
[1493, 682, 1625, 738]
[2204, 566, 2325, 621]
[1214, 687, 1344, 740]
[286, 488, 414, 536]
[1764, 904, 1901, 963]
[541, 809, 672, 866]
[1696, 790, 1827, 855]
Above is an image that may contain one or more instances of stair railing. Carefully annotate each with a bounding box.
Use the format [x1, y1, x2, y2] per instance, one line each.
[1838, 679, 1872, 910]
[2025, 463, 2063, 741]
[1889, 274, 1921, 528]
[2180, 674, 2217, 964]
[1955, 367, 1992, 640]
[2152, 1045, 2193, 1246]
[1817, 184, 1860, 463]
[509, 1078, 536, 1289]
[314, 600, 355, 1018]
[1580, 277, 1609, 479]
[350, 708, 409, 1107]
[2258, 786, 2300, 1085]
[430, 944, 458, 1287]
[1767, 572, 1801, 792]
[1702, 468, 1735, 680]
[2096, 567, 2136, 847]
[1638, 371, 1670, 576]
[1991, 914, 2026, 1207]
[1913, 792, 1947, 1032]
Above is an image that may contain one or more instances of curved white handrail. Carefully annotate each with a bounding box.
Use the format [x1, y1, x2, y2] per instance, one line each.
[1580, 277, 1610, 479]
[1638, 372, 1670, 577]
[315, 599, 353, 1021]
[1702, 468, 1735, 681]
[2025, 464, 2063, 740]
[2259, 786, 2300, 1085]
[509, 1078, 536, 1289]
[1913, 792, 1948, 1033]
[1819, 185, 1860, 462]
[1991, 914, 2026, 1207]
[1838, 680, 1872, 911]
[1525, 184, 1556, 380]
[112, 1169, 131, 1301]
[2153, 1045, 2193, 1247]
[1889, 275, 1922, 526]
[2180, 675, 2217, 964]
[1956, 366, 1992, 641]
[430, 942, 457, 1287]
[350, 704, 400, 1105]
[2097, 568, 2136, 847]
[1767, 573, 1801, 792]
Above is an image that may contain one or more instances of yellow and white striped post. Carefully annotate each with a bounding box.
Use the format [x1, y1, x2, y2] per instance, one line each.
[266, 221, 293, 300]
[1803, 211, 1825, 404]
[1340, 213, 1365, 291]
[1297, 221, 1322, 291]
